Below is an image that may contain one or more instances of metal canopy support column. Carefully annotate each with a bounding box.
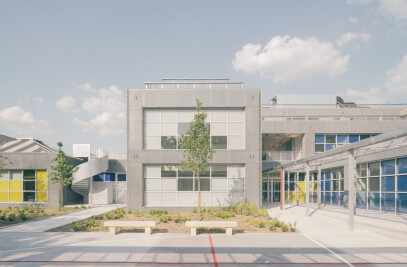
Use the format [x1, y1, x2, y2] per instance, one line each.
[281, 168, 285, 210]
[348, 150, 356, 231]
[296, 171, 299, 206]
[317, 166, 321, 210]
[287, 171, 290, 205]
[305, 164, 310, 217]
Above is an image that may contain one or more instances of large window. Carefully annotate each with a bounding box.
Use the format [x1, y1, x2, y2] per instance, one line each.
[0, 170, 47, 203]
[315, 134, 377, 153]
[144, 109, 245, 150]
[143, 164, 245, 206]
[356, 157, 407, 213]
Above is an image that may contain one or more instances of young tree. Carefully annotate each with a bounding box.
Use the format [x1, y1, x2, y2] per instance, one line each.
[50, 142, 78, 209]
[179, 99, 215, 221]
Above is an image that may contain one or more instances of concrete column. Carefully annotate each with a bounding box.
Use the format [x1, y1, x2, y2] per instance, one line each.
[296, 171, 299, 206]
[348, 151, 356, 231]
[89, 179, 93, 206]
[317, 167, 321, 209]
[305, 164, 310, 217]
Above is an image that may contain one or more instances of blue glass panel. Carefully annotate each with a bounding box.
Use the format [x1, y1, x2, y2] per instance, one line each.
[381, 193, 395, 212]
[321, 182, 325, 191]
[332, 192, 339, 205]
[117, 174, 126, 181]
[398, 175, 407, 192]
[325, 144, 336, 151]
[324, 181, 331, 191]
[315, 135, 325, 143]
[397, 158, 407, 174]
[382, 160, 395, 176]
[325, 171, 331, 180]
[356, 192, 367, 209]
[289, 183, 295, 191]
[337, 135, 348, 144]
[104, 173, 115, 182]
[339, 192, 344, 206]
[349, 135, 359, 143]
[381, 176, 395, 192]
[368, 192, 380, 210]
[397, 193, 407, 213]
[93, 173, 104, 182]
[324, 192, 331, 204]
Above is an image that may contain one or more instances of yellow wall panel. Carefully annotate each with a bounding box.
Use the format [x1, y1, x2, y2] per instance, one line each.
[10, 192, 22, 202]
[0, 192, 9, 202]
[10, 181, 22, 191]
[289, 192, 297, 202]
[298, 192, 306, 203]
[36, 170, 47, 180]
[298, 182, 306, 192]
[36, 192, 47, 202]
[36, 181, 47, 191]
[0, 181, 8, 191]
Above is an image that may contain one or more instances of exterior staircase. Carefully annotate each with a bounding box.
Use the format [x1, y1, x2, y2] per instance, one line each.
[71, 149, 109, 198]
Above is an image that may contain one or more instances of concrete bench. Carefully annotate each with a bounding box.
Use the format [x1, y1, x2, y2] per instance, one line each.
[104, 221, 156, 235]
[185, 221, 238, 236]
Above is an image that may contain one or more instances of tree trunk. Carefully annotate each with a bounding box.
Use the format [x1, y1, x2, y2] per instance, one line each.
[197, 174, 201, 221]
[60, 183, 63, 210]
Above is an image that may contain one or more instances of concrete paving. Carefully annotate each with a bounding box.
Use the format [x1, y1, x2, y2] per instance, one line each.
[0, 204, 124, 232]
[0, 204, 406, 266]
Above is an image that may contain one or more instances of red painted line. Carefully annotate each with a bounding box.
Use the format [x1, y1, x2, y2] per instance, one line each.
[0, 260, 406, 265]
[208, 233, 218, 267]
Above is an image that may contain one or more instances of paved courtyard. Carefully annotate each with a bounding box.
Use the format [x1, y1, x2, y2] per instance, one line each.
[0, 205, 406, 266]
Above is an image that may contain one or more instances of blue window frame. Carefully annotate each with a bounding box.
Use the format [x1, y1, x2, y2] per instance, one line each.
[104, 173, 115, 182]
[397, 193, 407, 213]
[325, 144, 336, 151]
[382, 160, 395, 176]
[117, 174, 126, 181]
[315, 135, 325, 143]
[368, 192, 380, 210]
[337, 135, 348, 143]
[93, 174, 104, 182]
[398, 175, 407, 192]
[381, 193, 395, 212]
[397, 158, 407, 174]
[349, 135, 359, 143]
[381, 176, 395, 192]
[356, 192, 367, 209]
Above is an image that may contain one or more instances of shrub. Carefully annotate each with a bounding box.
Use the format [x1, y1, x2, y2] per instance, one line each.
[174, 216, 181, 223]
[71, 222, 83, 231]
[0, 213, 5, 220]
[289, 222, 297, 232]
[268, 220, 280, 228]
[257, 221, 265, 228]
[105, 212, 114, 220]
[7, 213, 16, 221]
[216, 211, 235, 219]
[269, 225, 276, 231]
[192, 208, 197, 214]
[18, 212, 28, 221]
[159, 215, 171, 223]
[149, 209, 168, 216]
[281, 223, 288, 232]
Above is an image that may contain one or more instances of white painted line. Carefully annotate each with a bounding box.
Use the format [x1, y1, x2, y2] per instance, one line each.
[302, 233, 354, 267]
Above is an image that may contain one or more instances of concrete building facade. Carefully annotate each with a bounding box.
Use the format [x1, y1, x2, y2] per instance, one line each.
[127, 79, 261, 210]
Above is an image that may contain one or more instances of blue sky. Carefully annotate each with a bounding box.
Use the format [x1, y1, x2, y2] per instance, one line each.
[1, 0, 407, 153]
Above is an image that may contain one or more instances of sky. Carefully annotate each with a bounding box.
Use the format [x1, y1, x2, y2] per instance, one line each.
[1, 0, 407, 154]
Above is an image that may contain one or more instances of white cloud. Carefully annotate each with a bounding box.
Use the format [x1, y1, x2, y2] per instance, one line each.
[379, 0, 407, 22]
[348, 16, 359, 23]
[74, 85, 125, 137]
[336, 32, 371, 46]
[344, 87, 387, 104]
[55, 95, 79, 113]
[78, 82, 94, 92]
[0, 106, 50, 135]
[232, 35, 349, 83]
[34, 97, 45, 105]
[385, 55, 407, 97]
